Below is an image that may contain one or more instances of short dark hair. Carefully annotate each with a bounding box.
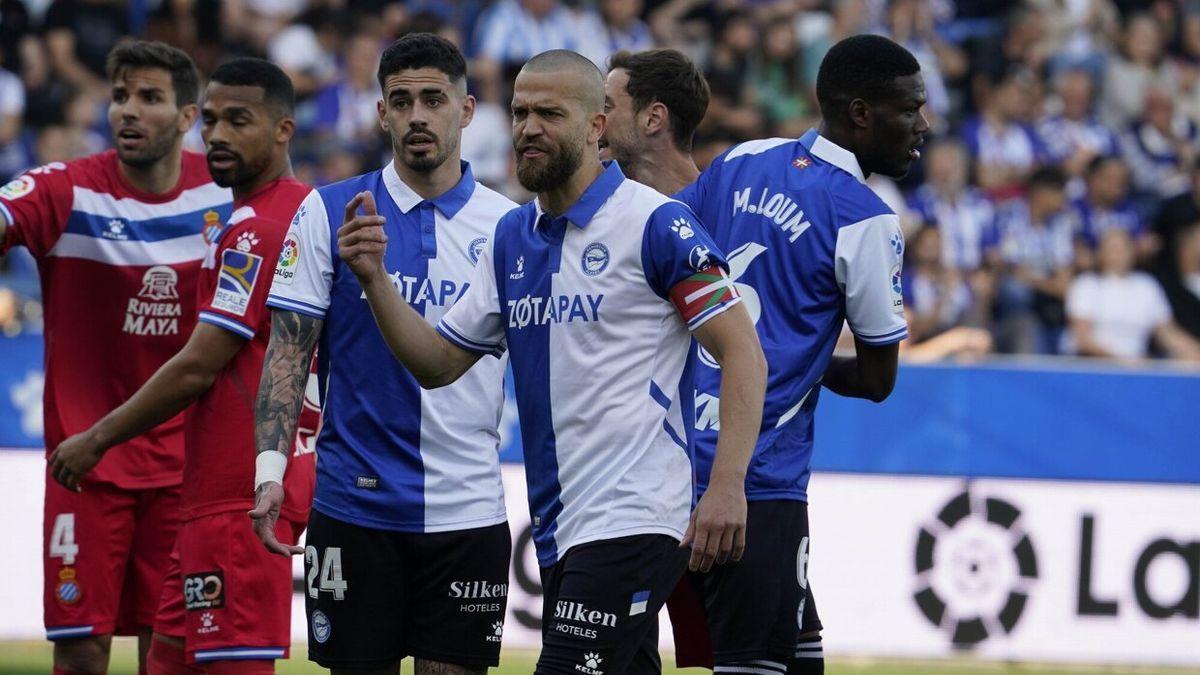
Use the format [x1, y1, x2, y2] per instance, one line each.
[1085, 154, 1123, 178]
[608, 49, 710, 151]
[377, 32, 466, 91]
[815, 34, 920, 121]
[210, 57, 296, 116]
[106, 40, 200, 108]
[1028, 165, 1067, 190]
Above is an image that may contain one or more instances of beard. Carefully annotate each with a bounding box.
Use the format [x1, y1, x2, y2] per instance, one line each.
[116, 126, 182, 169]
[207, 151, 270, 189]
[515, 137, 584, 193]
[395, 128, 456, 174]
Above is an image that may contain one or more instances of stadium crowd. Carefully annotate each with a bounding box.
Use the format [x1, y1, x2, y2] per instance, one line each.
[2, 0, 1200, 364]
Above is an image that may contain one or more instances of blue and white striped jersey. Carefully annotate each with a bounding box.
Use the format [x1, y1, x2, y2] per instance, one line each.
[677, 130, 909, 503]
[266, 161, 515, 533]
[438, 162, 740, 566]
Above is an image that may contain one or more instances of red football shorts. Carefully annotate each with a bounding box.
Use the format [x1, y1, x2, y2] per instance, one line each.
[154, 511, 305, 664]
[43, 477, 180, 639]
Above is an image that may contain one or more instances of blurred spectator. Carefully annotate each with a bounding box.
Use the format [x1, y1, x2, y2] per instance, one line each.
[0, 0, 30, 74]
[1071, 155, 1152, 267]
[1121, 86, 1199, 199]
[1103, 12, 1177, 129]
[575, 0, 654, 69]
[904, 226, 988, 341]
[313, 31, 383, 148]
[1067, 228, 1200, 361]
[1155, 222, 1200, 341]
[267, 7, 342, 100]
[908, 138, 996, 271]
[0, 58, 23, 181]
[962, 68, 1041, 201]
[703, 10, 762, 140]
[1031, 0, 1119, 76]
[43, 0, 130, 101]
[987, 167, 1076, 354]
[1036, 67, 1120, 182]
[884, 0, 967, 132]
[474, 0, 581, 102]
[746, 20, 812, 137]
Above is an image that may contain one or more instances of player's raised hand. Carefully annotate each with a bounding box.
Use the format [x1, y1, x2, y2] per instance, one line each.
[48, 432, 104, 492]
[681, 478, 747, 572]
[249, 481, 303, 556]
[337, 191, 388, 281]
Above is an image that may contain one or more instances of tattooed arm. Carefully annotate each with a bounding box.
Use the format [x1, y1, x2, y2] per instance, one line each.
[249, 308, 322, 556]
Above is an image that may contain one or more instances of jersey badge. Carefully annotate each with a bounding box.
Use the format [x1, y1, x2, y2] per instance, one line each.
[274, 233, 300, 286]
[235, 230, 260, 252]
[510, 255, 525, 280]
[140, 266, 179, 300]
[581, 242, 610, 276]
[669, 217, 695, 240]
[0, 175, 34, 200]
[202, 210, 224, 245]
[55, 567, 82, 605]
[311, 610, 332, 643]
[890, 232, 904, 257]
[891, 264, 903, 309]
[102, 219, 128, 241]
[468, 236, 487, 266]
[214, 249, 263, 316]
[792, 157, 812, 169]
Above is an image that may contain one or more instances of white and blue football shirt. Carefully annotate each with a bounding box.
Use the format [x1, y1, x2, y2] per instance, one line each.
[438, 162, 741, 566]
[266, 161, 515, 532]
[676, 130, 909, 503]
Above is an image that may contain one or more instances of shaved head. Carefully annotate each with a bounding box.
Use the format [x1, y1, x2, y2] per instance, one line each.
[520, 49, 606, 113]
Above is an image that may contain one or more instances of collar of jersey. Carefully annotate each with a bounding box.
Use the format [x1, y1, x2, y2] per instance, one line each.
[800, 129, 866, 184]
[382, 160, 477, 218]
[534, 160, 625, 230]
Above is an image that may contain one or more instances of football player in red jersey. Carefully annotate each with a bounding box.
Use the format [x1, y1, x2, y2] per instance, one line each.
[50, 58, 316, 674]
[0, 42, 231, 675]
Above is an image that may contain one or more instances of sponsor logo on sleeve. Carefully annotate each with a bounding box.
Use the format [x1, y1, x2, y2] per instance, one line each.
[274, 233, 300, 285]
[213, 249, 263, 316]
[669, 217, 695, 239]
[0, 175, 35, 200]
[183, 571, 225, 611]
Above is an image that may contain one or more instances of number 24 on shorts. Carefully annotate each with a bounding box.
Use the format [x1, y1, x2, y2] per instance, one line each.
[49, 513, 80, 565]
[305, 546, 348, 600]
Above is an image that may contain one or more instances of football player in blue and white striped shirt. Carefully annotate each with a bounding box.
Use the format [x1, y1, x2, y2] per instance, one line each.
[340, 49, 767, 675]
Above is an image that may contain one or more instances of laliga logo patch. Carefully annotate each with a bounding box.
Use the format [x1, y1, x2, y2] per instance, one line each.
[274, 233, 300, 285]
[468, 236, 488, 266]
[311, 610, 331, 644]
[0, 175, 35, 200]
[913, 489, 1038, 647]
[891, 264, 903, 295]
[55, 567, 82, 605]
[581, 242, 610, 277]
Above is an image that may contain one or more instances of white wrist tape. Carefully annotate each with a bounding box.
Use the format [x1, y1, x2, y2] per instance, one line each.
[255, 452, 288, 489]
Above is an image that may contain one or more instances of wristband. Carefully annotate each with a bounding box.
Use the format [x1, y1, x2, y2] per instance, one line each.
[255, 451, 288, 489]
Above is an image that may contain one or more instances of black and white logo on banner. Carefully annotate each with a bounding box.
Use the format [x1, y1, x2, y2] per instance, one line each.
[913, 489, 1038, 647]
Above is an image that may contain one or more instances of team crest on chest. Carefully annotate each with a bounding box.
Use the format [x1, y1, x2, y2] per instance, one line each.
[468, 237, 488, 266]
[581, 242, 610, 277]
[201, 210, 224, 245]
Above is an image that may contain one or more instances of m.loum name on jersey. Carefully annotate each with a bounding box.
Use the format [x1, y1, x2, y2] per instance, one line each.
[731, 187, 812, 242]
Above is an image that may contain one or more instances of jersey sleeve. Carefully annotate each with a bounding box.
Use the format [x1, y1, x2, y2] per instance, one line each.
[642, 200, 741, 331]
[436, 232, 506, 357]
[0, 163, 73, 258]
[266, 189, 333, 319]
[834, 213, 909, 345]
[198, 216, 284, 340]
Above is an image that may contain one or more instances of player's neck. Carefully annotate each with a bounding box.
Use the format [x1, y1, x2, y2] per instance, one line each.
[233, 157, 292, 203]
[628, 146, 699, 196]
[118, 145, 184, 195]
[394, 153, 463, 201]
[538, 160, 605, 216]
[818, 121, 873, 179]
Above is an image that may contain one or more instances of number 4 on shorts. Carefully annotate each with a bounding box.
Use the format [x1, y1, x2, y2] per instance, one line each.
[49, 513, 79, 565]
[305, 546, 347, 600]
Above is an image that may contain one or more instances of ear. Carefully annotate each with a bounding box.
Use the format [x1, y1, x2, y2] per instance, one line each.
[848, 98, 871, 130]
[276, 117, 296, 144]
[460, 93, 477, 130]
[644, 101, 668, 137]
[178, 103, 198, 133]
[377, 99, 388, 131]
[588, 110, 608, 146]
